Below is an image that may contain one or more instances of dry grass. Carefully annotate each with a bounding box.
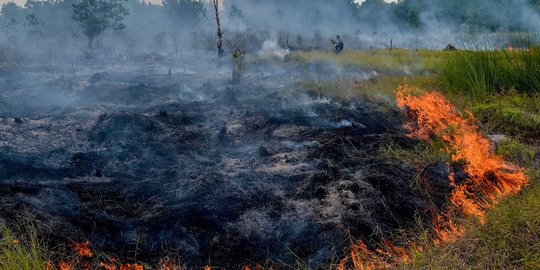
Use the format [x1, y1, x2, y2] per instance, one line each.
[288, 49, 451, 75]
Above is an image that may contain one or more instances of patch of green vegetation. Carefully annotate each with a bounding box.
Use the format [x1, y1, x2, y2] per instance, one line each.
[0, 224, 47, 270]
[438, 89, 540, 138]
[472, 103, 540, 136]
[440, 49, 540, 98]
[496, 139, 536, 165]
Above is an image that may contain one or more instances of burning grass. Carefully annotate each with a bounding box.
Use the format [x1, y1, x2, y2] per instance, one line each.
[333, 85, 532, 269]
[0, 229, 151, 270]
[396, 84, 528, 223]
[401, 179, 540, 269]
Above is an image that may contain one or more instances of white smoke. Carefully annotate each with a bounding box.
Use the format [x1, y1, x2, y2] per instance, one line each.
[258, 40, 290, 60]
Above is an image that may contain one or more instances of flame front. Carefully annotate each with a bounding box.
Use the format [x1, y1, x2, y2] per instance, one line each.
[338, 85, 529, 269]
[396, 84, 528, 225]
[69, 241, 93, 258]
[120, 263, 144, 270]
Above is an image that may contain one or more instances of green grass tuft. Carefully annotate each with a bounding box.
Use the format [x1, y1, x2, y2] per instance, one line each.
[496, 139, 536, 165]
[0, 224, 47, 270]
[472, 103, 540, 136]
[440, 49, 540, 98]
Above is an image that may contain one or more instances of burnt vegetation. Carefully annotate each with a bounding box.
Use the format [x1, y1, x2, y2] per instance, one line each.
[0, 57, 445, 267]
[0, 0, 540, 269]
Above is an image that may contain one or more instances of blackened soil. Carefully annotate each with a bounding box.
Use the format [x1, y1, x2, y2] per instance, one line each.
[0, 60, 454, 268]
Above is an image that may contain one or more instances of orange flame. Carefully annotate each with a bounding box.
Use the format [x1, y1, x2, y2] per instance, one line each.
[396, 84, 528, 226]
[203, 266, 212, 270]
[47, 261, 55, 270]
[431, 213, 465, 244]
[100, 261, 118, 270]
[338, 232, 394, 270]
[58, 261, 75, 270]
[120, 263, 144, 270]
[338, 85, 529, 269]
[69, 241, 93, 258]
[508, 43, 514, 52]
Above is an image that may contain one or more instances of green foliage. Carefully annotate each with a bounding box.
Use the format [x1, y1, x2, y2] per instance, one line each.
[472, 103, 540, 136]
[72, 0, 128, 49]
[440, 49, 540, 97]
[0, 224, 47, 270]
[12, 0, 78, 38]
[496, 139, 536, 164]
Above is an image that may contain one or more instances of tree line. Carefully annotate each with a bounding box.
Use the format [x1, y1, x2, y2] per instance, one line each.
[2, 0, 540, 50]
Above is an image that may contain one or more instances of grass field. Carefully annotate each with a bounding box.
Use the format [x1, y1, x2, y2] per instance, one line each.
[288, 49, 449, 75]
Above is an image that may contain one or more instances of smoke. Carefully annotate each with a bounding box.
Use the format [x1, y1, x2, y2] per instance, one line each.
[257, 40, 289, 60]
[2, 0, 540, 54]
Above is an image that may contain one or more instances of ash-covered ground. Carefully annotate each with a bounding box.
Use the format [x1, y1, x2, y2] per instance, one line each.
[0, 53, 450, 268]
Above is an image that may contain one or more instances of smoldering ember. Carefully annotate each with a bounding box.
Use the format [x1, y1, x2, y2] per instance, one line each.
[0, 0, 539, 270]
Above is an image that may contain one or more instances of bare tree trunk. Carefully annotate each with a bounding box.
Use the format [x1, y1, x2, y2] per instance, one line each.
[212, 0, 224, 58]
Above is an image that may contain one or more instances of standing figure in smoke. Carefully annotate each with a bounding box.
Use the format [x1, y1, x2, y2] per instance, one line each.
[331, 35, 344, 54]
[232, 48, 246, 84]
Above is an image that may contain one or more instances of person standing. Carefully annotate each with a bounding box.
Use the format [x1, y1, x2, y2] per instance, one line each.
[331, 35, 344, 54]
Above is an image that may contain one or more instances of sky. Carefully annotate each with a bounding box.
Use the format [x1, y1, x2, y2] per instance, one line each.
[1, 0, 398, 8]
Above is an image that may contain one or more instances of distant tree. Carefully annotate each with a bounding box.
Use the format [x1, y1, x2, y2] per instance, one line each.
[72, 0, 128, 50]
[535, 0, 540, 12]
[24, 13, 43, 43]
[23, 0, 78, 35]
[393, 0, 425, 29]
[1, 2, 24, 25]
[162, 0, 205, 27]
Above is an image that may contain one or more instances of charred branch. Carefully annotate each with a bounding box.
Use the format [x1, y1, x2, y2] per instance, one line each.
[212, 0, 224, 58]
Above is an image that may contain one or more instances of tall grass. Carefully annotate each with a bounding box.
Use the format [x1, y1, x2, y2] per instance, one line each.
[0, 223, 48, 270]
[440, 48, 540, 98]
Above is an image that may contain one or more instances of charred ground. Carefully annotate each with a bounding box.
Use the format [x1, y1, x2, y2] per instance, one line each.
[0, 54, 455, 268]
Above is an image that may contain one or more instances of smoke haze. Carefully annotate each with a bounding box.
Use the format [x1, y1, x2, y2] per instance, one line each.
[2, 0, 540, 53]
